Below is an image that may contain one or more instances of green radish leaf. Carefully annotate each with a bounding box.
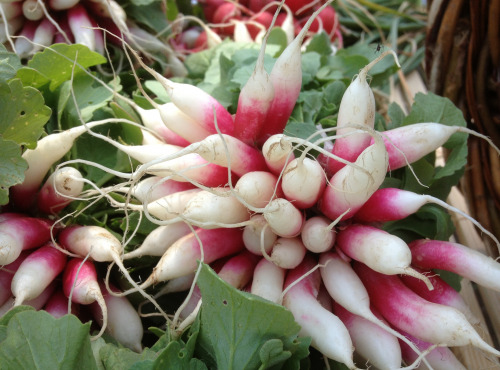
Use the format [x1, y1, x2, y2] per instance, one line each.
[0, 310, 97, 369]
[26, 43, 106, 90]
[0, 138, 27, 205]
[196, 263, 310, 369]
[305, 33, 333, 56]
[99, 344, 157, 369]
[0, 44, 22, 82]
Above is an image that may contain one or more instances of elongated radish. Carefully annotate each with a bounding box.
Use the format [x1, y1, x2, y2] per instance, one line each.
[250, 257, 285, 303]
[319, 251, 430, 366]
[300, 216, 335, 253]
[233, 2, 281, 145]
[138, 227, 244, 289]
[373, 122, 481, 171]
[281, 157, 326, 208]
[256, 1, 332, 145]
[261, 134, 295, 175]
[0, 281, 56, 318]
[90, 283, 143, 352]
[32, 18, 56, 52]
[335, 224, 432, 287]
[10, 120, 111, 210]
[62, 258, 107, 339]
[242, 214, 277, 255]
[269, 237, 306, 269]
[354, 261, 500, 356]
[333, 303, 403, 370]
[123, 222, 192, 259]
[234, 171, 281, 208]
[14, 20, 37, 58]
[217, 250, 260, 289]
[0, 252, 29, 307]
[11, 242, 67, 306]
[67, 4, 95, 51]
[263, 198, 304, 237]
[44, 290, 79, 318]
[319, 50, 398, 177]
[398, 330, 467, 370]
[37, 167, 84, 215]
[400, 266, 478, 325]
[153, 273, 195, 298]
[409, 239, 500, 293]
[0, 216, 53, 265]
[58, 225, 166, 318]
[282, 254, 357, 369]
[126, 176, 195, 203]
[318, 130, 388, 221]
[353, 187, 499, 245]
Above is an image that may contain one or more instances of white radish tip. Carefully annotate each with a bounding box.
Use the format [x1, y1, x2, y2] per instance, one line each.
[404, 267, 434, 291]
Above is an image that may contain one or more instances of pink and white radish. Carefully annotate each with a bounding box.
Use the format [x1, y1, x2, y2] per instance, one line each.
[123, 222, 192, 259]
[409, 239, 500, 293]
[256, 1, 333, 145]
[354, 261, 500, 356]
[234, 170, 281, 208]
[63, 257, 107, 339]
[90, 283, 143, 352]
[0, 216, 54, 265]
[250, 257, 285, 303]
[261, 134, 295, 175]
[281, 156, 326, 209]
[318, 129, 388, 221]
[124, 176, 195, 203]
[263, 198, 304, 237]
[0, 251, 29, 306]
[0, 281, 56, 318]
[300, 216, 335, 253]
[11, 242, 67, 306]
[67, 4, 96, 51]
[242, 214, 277, 256]
[37, 166, 84, 215]
[400, 266, 478, 325]
[268, 236, 306, 269]
[335, 224, 432, 287]
[44, 290, 79, 318]
[282, 254, 357, 369]
[136, 227, 244, 289]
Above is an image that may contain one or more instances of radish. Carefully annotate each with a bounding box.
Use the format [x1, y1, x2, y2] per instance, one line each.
[373, 122, 495, 171]
[319, 251, 430, 366]
[281, 156, 326, 209]
[300, 216, 335, 253]
[261, 134, 295, 175]
[234, 171, 281, 208]
[44, 290, 79, 318]
[22, 0, 44, 21]
[335, 224, 433, 288]
[318, 129, 388, 221]
[409, 239, 500, 293]
[354, 261, 500, 356]
[263, 198, 304, 237]
[37, 167, 84, 215]
[123, 222, 192, 259]
[67, 4, 96, 51]
[398, 330, 467, 370]
[11, 242, 67, 306]
[282, 254, 357, 368]
[48, 0, 80, 10]
[32, 18, 56, 52]
[333, 302, 403, 370]
[242, 214, 277, 256]
[62, 257, 108, 339]
[268, 236, 306, 269]
[400, 266, 478, 325]
[125, 176, 195, 203]
[153, 273, 195, 298]
[256, 1, 333, 145]
[217, 250, 260, 289]
[233, 2, 281, 145]
[58, 225, 166, 318]
[0, 252, 29, 307]
[0, 216, 53, 265]
[318, 51, 399, 177]
[137, 227, 244, 289]
[10, 119, 114, 210]
[212, 2, 241, 36]
[90, 283, 143, 352]
[0, 281, 56, 318]
[250, 257, 285, 303]
[14, 20, 37, 58]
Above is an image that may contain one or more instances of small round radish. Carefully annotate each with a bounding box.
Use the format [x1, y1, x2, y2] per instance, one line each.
[300, 216, 336, 253]
[269, 237, 307, 269]
[263, 198, 304, 237]
[242, 214, 278, 256]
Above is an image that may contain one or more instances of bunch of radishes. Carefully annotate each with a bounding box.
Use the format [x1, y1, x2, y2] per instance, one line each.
[0, 0, 169, 61]
[0, 213, 144, 352]
[175, 0, 339, 51]
[3, 3, 500, 369]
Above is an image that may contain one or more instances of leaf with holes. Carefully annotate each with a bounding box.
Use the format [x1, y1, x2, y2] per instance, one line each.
[0, 79, 51, 148]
